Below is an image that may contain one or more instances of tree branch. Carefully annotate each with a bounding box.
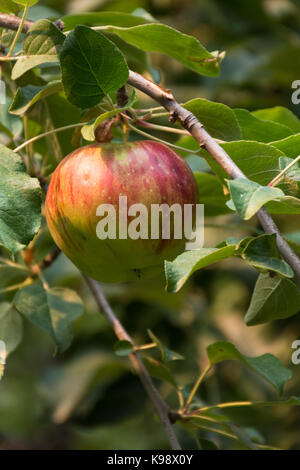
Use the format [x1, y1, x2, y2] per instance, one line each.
[0, 14, 64, 33]
[83, 275, 181, 450]
[127, 71, 300, 278]
[0, 13, 33, 33]
[116, 85, 129, 107]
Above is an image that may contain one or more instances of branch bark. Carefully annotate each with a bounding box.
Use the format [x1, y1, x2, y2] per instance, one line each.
[0, 13, 33, 33]
[83, 276, 181, 450]
[0, 14, 64, 33]
[127, 71, 300, 278]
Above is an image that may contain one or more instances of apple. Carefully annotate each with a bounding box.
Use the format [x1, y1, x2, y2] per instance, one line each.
[45, 140, 198, 283]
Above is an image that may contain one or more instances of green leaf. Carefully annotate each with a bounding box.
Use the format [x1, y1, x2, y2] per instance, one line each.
[81, 90, 136, 141]
[241, 234, 294, 278]
[184, 98, 241, 141]
[165, 245, 236, 293]
[14, 280, 84, 353]
[185, 155, 210, 172]
[60, 25, 129, 109]
[14, 0, 40, 5]
[245, 273, 300, 326]
[271, 134, 300, 160]
[11, 19, 65, 80]
[227, 178, 284, 220]
[9, 80, 63, 115]
[147, 329, 184, 362]
[0, 0, 20, 14]
[62, 11, 154, 30]
[107, 23, 222, 77]
[0, 145, 41, 255]
[106, 32, 150, 74]
[206, 341, 292, 394]
[194, 172, 231, 216]
[266, 195, 300, 214]
[0, 97, 22, 138]
[0, 302, 22, 355]
[253, 107, 300, 134]
[234, 108, 293, 143]
[174, 135, 203, 158]
[0, 263, 28, 292]
[208, 141, 285, 186]
[278, 156, 300, 181]
[12, 57, 58, 81]
[114, 340, 134, 356]
[225, 236, 255, 253]
[142, 356, 177, 387]
[284, 231, 300, 254]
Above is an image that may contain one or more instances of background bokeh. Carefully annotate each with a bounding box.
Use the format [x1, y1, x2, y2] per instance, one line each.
[1, 0, 300, 450]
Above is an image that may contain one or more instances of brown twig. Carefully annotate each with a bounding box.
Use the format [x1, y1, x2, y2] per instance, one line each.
[116, 85, 129, 107]
[83, 276, 181, 450]
[0, 14, 64, 34]
[116, 84, 133, 121]
[38, 246, 61, 271]
[0, 13, 33, 33]
[127, 71, 300, 278]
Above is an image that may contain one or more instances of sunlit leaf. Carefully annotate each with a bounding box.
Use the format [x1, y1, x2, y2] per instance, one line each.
[184, 98, 241, 141]
[245, 273, 300, 326]
[234, 108, 293, 143]
[165, 245, 236, 293]
[0, 145, 41, 255]
[107, 23, 222, 76]
[253, 107, 300, 134]
[147, 330, 184, 362]
[206, 341, 292, 394]
[9, 81, 63, 115]
[227, 178, 284, 220]
[241, 234, 293, 277]
[12, 19, 65, 80]
[14, 281, 84, 353]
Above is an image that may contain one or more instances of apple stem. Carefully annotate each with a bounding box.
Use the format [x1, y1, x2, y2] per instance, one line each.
[13, 122, 90, 153]
[7, 2, 30, 58]
[182, 364, 212, 413]
[128, 122, 202, 154]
